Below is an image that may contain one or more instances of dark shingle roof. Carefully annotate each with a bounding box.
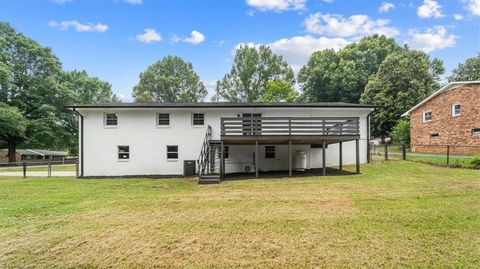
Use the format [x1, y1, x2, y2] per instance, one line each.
[68, 102, 378, 109]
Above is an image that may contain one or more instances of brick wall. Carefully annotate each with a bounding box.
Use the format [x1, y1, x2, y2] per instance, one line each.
[410, 84, 480, 154]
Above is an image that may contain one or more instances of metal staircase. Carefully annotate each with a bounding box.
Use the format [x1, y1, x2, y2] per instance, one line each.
[197, 126, 222, 184]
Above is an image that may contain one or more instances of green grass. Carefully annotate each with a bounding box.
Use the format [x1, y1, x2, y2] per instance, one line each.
[0, 162, 479, 268]
[0, 164, 76, 172]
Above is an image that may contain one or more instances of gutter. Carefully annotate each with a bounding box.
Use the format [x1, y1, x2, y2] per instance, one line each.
[72, 108, 84, 177]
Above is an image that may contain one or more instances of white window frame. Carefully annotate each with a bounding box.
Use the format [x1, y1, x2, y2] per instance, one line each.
[117, 145, 130, 161]
[104, 112, 119, 128]
[423, 111, 432, 122]
[192, 113, 205, 127]
[472, 128, 480, 136]
[166, 145, 178, 161]
[156, 113, 170, 128]
[452, 104, 461, 117]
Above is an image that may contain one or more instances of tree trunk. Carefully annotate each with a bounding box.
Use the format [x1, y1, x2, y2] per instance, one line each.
[7, 139, 17, 163]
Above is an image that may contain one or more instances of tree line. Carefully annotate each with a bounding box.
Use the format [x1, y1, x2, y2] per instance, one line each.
[1, 21, 479, 161]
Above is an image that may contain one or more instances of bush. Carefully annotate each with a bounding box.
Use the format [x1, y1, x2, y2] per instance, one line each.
[470, 155, 480, 169]
[391, 120, 410, 145]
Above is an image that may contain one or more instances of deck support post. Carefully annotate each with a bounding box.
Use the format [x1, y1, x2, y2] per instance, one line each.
[288, 140, 292, 177]
[255, 140, 258, 178]
[322, 140, 326, 176]
[355, 139, 360, 174]
[220, 141, 224, 180]
[339, 142, 343, 171]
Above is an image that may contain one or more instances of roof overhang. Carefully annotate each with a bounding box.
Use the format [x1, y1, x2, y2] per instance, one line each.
[401, 81, 480, 117]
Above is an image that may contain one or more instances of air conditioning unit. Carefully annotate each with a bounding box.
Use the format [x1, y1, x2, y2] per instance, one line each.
[243, 164, 256, 173]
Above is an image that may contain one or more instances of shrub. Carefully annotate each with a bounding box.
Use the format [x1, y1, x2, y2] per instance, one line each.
[470, 154, 480, 169]
[391, 120, 410, 145]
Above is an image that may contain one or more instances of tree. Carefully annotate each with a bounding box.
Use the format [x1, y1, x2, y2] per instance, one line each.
[299, 35, 402, 103]
[391, 120, 410, 145]
[0, 104, 27, 162]
[213, 45, 294, 102]
[133, 56, 207, 102]
[360, 49, 444, 138]
[61, 70, 120, 104]
[448, 53, 480, 82]
[259, 79, 298, 102]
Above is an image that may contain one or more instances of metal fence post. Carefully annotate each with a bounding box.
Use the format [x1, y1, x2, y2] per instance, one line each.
[384, 144, 388, 161]
[446, 145, 450, 166]
[76, 160, 79, 177]
[48, 162, 51, 178]
[23, 162, 27, 178]
[402, 144, 406, 160]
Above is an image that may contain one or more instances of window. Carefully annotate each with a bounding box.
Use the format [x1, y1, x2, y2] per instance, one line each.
[423, 111, 432, 122]
[473, 128, 480, 136]
[167, 145, 178, 160]
[157, 113, 170, 126]
[265, 146, 275, 159]
[452, 104, 461, 116]
[192, 113, 205, 126]
[118, 146, 129, 160]
[311, 144, 328, 149]
[224, 146, 229, 159]
[430, 133, 439, 141]
[105, 113, 118, 126]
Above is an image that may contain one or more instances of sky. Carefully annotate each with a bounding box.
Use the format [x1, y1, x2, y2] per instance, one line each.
[1, 0, 479, 101]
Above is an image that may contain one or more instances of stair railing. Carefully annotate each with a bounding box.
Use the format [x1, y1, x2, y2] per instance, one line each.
[197, 125, 212, 177]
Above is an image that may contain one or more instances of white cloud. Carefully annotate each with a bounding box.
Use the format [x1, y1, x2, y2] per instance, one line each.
[124, 0, 142, 4]
[246, 0, 306, 12]
[464, 0, 480, 16]
[235, 35, 349, 72]
[379, 2, 395, 13]
[135, 28, 162, 43]
[169, 34, 182, 43]
[304, 13, 399, 38]
[453, 13, 464, 20]
[417, 0, 444, 18]
[48, 20, 108, 32]
[407, 26, 457, 53]
[323, 0, 334, 3]
[183, 30, 206, 45]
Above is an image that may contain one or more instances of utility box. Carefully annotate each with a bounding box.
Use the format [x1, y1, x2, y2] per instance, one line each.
[183, 160, 196, 176]
[294, 150, 307, 171]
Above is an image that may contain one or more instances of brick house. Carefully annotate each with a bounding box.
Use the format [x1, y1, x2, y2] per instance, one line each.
[402, 81, 480, 154]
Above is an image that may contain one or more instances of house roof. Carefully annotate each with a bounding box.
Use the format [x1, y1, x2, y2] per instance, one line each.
[68, 102, 378, 109]
[402, 81, 480, 117]
[16, 149, 68, 157]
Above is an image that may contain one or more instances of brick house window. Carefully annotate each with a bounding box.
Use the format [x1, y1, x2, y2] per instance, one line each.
[452, 104, 461, 116]
[423, 111, 432, 122]
[473, 128, 480, 136]
[430, 133, 439, 141]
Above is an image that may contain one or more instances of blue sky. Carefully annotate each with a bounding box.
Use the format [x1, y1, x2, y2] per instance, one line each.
[1, 0, 479, 101]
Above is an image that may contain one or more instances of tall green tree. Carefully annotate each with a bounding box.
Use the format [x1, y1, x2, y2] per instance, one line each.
[213, 45, 294, 102]
[133, 56, 207, 102]
[260, 79, 298, 102]
[0, 104, 27, 162]
[360, 49, 444, 137]
[298, 35, 402, 103]
[61, 70, 120, 104]
[448, 53, 480, 82]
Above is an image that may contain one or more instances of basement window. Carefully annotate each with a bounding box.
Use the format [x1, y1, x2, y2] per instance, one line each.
[118, 146, 130, 160]
[192, 113, 205, 126]
[265, 146, 275, 159]
[473, 128, 480, 136]
[105, 113, 118, 126]
[423, 111, 432, 122]
[157, 113, 170, 126]
[430, 133, 440, 141]
[452, 104, 461, 116]
[224, 146, 229, 159]
[167, 145, 178, 160]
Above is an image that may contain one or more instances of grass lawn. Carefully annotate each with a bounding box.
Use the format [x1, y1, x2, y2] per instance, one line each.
[0, 161, 479, 268]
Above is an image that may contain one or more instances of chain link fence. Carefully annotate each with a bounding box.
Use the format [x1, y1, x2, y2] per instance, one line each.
[370, 144, 480, 169]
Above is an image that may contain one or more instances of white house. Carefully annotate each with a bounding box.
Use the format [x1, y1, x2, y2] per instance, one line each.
[69, 102, 376, 183]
